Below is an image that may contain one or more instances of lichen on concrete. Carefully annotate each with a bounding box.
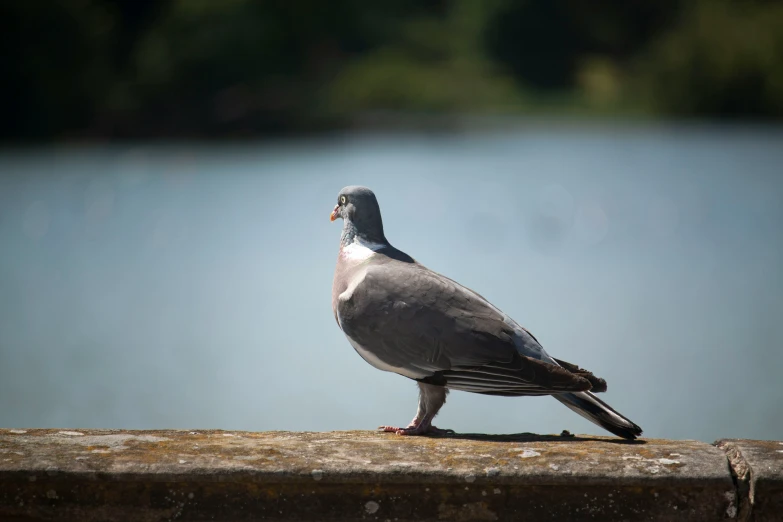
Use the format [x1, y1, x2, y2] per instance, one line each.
[0, 429, 770, 521]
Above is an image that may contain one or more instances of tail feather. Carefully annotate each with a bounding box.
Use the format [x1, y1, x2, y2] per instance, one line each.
[555, 391, 642, 440]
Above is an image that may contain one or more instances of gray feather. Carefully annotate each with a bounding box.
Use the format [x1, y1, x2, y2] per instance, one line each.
[336, 257, 591, 395]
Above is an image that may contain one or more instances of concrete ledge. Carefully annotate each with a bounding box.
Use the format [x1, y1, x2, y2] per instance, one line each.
[0, 429, 777, 521]
[716, 439, 783, 521]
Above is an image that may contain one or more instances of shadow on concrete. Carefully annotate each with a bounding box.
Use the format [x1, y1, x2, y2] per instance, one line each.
[428, 431, 647, 445]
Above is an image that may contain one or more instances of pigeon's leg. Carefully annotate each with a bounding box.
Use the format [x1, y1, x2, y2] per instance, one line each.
[379, 383, 454, 436]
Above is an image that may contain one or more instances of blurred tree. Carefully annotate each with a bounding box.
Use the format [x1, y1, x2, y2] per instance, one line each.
[485, 1, 579, 90]
[1, 0, 782, 142]
[128, 0, 450, 136]
[0, 1, 117, 140]
[327, 0, 520, 114]
[635, 0, 783, 119]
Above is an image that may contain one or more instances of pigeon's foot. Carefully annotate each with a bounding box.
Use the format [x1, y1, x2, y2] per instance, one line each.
[378, 419, 454, 437]
[379, 417, 419, 434]
[396, 424, 455, 436]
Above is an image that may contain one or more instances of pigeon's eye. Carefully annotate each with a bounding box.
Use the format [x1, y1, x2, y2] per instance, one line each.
[340, 195, 347, 205]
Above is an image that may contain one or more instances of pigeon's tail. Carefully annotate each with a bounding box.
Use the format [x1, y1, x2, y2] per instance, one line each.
[555, 391, 643, 440]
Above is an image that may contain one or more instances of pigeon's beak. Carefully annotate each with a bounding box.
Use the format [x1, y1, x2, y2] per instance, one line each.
[330, 205, 340, 222]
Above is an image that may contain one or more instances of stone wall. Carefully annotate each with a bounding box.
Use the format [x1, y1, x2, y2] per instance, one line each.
[0, 429, 780, 521]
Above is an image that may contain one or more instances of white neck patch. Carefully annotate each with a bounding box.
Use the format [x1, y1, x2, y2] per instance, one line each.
[341, 236, 385, 261]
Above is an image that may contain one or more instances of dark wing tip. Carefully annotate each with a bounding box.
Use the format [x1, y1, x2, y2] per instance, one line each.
[553, 357, 608, 393]
[590, 378, 608, 393]
[520, 355, 593, 392]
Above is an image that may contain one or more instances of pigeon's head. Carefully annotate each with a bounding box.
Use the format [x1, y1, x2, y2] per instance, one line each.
[330, 186, 386, 243]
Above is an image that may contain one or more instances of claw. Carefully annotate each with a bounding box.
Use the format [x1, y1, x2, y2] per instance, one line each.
[378, 423, 454, 437]
[378, 417, 421, 434]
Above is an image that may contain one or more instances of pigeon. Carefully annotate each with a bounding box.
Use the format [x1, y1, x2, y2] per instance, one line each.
[330, 186, 642, 440]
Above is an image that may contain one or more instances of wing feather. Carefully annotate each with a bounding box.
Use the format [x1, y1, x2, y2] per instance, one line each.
[338, 258, 590, 395]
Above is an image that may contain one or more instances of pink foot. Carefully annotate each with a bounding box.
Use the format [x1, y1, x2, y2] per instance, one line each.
[378, 419, 454, 436]
[396, 424, 455, 436]
[379, 417, 419, 434]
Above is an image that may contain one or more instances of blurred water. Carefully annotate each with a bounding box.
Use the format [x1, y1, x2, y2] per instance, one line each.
[1, 123, 782, 442]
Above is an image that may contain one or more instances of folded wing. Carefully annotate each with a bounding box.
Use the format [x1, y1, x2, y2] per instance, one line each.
[337, 261, 591, 396]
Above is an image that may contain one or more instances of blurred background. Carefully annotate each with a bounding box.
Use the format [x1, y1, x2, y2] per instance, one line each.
[1, 1, 782, 442]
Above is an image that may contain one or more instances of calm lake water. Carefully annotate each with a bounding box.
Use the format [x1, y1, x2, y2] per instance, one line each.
[1, 122, 782, 442]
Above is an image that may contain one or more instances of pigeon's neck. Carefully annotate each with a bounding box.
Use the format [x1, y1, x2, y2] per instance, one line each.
[340, 219, 388, 250]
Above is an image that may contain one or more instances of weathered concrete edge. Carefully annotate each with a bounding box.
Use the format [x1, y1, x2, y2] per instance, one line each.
[0, 429, 732, 487]
[0, 430, 778, 521]
[715, 438, 783, 522]
[715, 439, 753, 521]
[0, 466, 735, 487]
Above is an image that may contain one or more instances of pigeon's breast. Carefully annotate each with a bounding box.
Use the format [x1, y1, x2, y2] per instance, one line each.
[334, 265, 368, 329]
[343, 333, 428, 379]
[332, 246, 377, 327]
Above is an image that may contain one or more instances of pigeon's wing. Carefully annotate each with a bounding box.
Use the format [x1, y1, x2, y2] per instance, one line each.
[336, 260, 591, 396]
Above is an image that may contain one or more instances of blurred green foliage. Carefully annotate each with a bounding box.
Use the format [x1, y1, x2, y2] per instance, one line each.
[1, 0, 781, 141]
[635, 0, 783, 118]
